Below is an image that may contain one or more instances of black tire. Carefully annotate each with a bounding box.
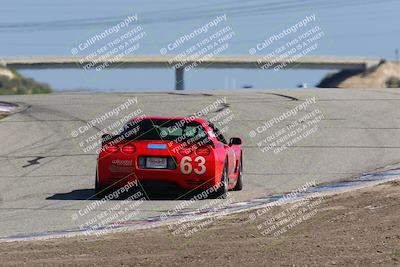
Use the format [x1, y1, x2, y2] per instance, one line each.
[232, 156, 243, 191]
[95, 171, 106, 198]
[210, 161, 228, 199]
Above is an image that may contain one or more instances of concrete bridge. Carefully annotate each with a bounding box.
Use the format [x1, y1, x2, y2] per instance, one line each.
[0, 55, 382, 90]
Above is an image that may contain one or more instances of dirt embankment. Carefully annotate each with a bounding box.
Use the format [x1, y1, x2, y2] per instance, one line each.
[0, 65, 52, 95]
[318, 61, 400, 88]
[0, 112, 8, 119]
[0, 181, 399, 266]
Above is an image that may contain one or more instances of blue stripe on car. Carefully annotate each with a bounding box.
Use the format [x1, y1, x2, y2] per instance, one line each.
[147, 144, 167, 149]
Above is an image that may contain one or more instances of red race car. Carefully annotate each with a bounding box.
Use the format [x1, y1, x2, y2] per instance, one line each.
[96, 116, 243, 199]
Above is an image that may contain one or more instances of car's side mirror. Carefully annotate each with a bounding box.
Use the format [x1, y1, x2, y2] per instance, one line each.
[101, 133, 112, 146]
[229, 137, 242, 146]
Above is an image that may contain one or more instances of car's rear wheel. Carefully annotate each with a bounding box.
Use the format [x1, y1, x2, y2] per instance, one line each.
[210, 161, 228, 199]
[95, 171, 106, 198]
[232, 156, 243, 191]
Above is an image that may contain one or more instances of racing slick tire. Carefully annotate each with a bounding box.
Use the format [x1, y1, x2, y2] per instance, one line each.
[95, 171, 107, 198]
[232, 155, 243, 191]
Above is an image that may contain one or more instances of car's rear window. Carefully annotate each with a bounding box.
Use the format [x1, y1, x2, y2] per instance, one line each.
[117, 118, 208, 142]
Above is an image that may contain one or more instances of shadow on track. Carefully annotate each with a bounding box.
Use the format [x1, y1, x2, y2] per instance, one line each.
[46, 189, 96, 200]
[46, 187, 204, 201]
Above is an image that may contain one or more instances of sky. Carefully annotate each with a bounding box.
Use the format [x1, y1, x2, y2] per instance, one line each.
[0, 0, 399, 91]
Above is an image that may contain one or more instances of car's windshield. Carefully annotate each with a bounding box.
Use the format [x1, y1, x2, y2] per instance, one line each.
[208, 122, 227, 144]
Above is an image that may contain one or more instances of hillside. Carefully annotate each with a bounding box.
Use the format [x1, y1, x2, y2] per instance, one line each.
[318, 61, 400, 88]
[0, 65, 52, 95]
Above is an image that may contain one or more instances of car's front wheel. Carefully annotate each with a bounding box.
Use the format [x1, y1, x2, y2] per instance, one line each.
[232, 156, 243, 191]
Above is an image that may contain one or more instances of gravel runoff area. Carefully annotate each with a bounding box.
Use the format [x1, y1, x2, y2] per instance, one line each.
[0, 180, 399, 267]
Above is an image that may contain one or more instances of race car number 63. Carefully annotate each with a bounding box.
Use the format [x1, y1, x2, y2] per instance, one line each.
[180, 156, 206, 175]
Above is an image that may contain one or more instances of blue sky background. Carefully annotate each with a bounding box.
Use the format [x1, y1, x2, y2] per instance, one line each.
[0, 0, 399, 91]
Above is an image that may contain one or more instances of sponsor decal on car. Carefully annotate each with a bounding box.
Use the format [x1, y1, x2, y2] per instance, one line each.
[109, 166, 134, 173]
[111, 159, 133, 166]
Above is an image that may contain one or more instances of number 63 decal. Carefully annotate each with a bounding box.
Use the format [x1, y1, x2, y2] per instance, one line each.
[180, 156, 206, 175]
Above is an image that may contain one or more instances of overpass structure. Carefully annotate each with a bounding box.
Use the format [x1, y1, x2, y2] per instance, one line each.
[0, 55, 382, 90]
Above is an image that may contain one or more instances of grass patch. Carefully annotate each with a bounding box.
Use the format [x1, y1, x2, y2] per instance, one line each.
[386, 77, 400, 88]
[392, 250, 400, 257]
[0, 111, 9, 120]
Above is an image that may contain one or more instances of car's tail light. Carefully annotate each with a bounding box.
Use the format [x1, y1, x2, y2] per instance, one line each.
[122, 144, 136, 154]
[179, 148, 192, 156]
[196, 146, 210, 156]
[105, 145, 119, 153]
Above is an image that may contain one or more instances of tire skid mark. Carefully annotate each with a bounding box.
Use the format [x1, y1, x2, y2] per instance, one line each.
[0, 153, 96, 159]
[0, 104, 97, 192]
[22, 156, 45, 168]
[264, 93, 299, 101]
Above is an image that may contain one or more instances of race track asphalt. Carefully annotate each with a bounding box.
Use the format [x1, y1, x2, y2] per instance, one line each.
[0, 88, 399, 239]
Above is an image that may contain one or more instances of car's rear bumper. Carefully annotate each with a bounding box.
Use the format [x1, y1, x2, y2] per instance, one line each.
[98, 170, 218, 190]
